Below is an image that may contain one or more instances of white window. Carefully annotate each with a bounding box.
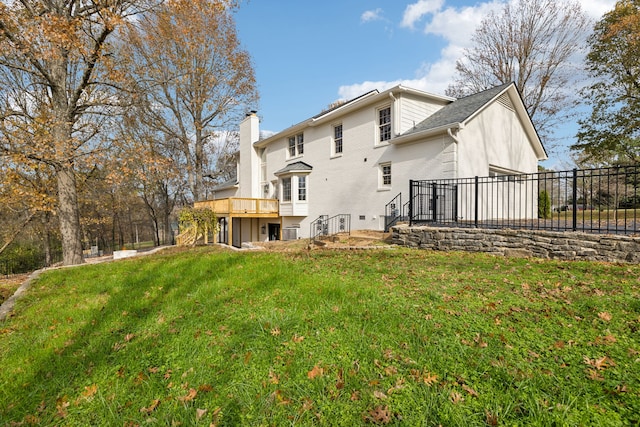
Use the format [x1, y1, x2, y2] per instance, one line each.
[298, 176, 306, 201]
[333, 124, 343, 155]
[378, 106, 391, 143]
[288, 133, 304, 158]
[288, 136, 296, 157]
[282, 177, 291, 202]
[379, 162, 391, 188]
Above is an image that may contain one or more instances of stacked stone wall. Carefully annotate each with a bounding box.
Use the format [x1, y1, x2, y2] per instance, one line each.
[391, 226, 640, 263]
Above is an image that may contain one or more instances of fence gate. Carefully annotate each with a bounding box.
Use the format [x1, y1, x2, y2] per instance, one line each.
[410, 181, 458, 222]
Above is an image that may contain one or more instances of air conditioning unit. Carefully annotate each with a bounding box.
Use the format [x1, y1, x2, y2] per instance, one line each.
[282, 227, 298, 241]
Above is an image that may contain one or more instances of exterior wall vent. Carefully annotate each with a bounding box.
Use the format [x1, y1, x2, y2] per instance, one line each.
[282, 228, 298, 241]
[497, 93, 515, 112]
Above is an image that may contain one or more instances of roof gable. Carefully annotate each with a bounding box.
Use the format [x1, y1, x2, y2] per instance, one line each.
[406, 83, 512, 135]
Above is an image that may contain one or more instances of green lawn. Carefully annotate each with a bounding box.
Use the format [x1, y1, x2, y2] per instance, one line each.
[0, 246, 639, 426]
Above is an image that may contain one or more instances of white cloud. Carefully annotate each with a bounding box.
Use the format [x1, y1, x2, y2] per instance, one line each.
[580, 0, 617, 19]
[341, 0, 617, 99]
[361, 8, 384, 23]
[401, 0, 444, 29]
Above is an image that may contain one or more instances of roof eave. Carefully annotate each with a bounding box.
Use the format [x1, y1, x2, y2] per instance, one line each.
[392, 123, 462, 145]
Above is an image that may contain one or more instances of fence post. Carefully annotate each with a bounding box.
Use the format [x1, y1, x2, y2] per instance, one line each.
[431, 182, 438, 222]
[409, 180, 414, 227]
[572, 168, 578, 231]
[474, 176, 479, 228]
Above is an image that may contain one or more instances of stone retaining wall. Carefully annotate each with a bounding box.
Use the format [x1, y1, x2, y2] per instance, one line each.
[391, 225, 640, 263]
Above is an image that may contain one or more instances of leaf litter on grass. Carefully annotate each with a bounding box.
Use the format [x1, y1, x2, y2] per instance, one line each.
[0, 246, 639, 425]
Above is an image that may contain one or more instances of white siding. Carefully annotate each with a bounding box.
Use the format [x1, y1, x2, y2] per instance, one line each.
[457, 100, 539, 178]
[398, 93, 447, 135]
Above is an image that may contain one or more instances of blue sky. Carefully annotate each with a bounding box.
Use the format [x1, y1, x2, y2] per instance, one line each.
[235, 0, 616, 166]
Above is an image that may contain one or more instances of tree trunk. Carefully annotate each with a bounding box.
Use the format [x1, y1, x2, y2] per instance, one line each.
[56, 166, 84, 265]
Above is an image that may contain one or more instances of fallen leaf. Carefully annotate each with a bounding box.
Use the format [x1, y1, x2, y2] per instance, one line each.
[584, 356, 612, 371]
[307, 365, 324, 380]
[56, 396, 70, 418]
[195, 408, 207, 420]
[301, 398, 314, 411]
[450, 391, 464, 404]
[335, 369, 345, 390]
[595, 335, 617, 345]
[373, 390, 388, 400]
[269, 370, 280, 384]
[198, 384, 213, 392]
[423, 372, 438, 386]
[124, 333, 135, 342]
[272, 389, 292, 405]
[383, 365, 398, 376]
[365, 405, 391, 424]
[140, 399, 160, 414]
[270, 327, 281, 336]
[586, 369, 604, 381]
[462, 384, 478, 397]
[82, 384, 98, 399]
[387, 378, 406, 394]
[177, 388, 197, 402]
[485, 410, 498, 426]
[292, 334, 305, 343]
[350, 390, 361, 401]
[598, 312, 612, 322]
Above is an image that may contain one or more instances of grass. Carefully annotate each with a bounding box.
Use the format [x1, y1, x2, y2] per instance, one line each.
[0, 246, 639, 426]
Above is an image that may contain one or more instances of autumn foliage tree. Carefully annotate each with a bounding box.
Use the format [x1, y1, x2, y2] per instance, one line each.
[446, 0, 591, 145]
[123, 0, 258, 202]
[573, 0, 640, 164]
[0, 0, 156, 265]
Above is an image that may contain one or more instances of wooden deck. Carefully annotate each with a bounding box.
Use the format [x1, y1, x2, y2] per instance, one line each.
[194, 198, 279, 218]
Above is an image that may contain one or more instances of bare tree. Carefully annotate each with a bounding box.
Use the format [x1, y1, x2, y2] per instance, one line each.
[446, 0, 591, 146]
[123, 0, 258, 202]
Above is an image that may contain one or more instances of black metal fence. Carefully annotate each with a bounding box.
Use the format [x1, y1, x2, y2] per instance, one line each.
[309, 214, 351, 242]
[403, 166, 640, 236]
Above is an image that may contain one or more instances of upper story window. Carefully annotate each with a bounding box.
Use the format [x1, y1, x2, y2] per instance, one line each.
[298, 176, 306, 201]
[380, 162, 391, 188]
[333, 124, 343, 155]
[282, 177, 292, 201]
[288, 133, 304, 158]
[378, 106, 391, 143]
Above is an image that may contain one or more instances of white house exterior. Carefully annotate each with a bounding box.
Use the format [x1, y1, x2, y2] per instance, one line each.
[201, 82, 547, 246]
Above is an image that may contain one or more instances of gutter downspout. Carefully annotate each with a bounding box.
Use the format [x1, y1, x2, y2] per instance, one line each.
[447, 125, 462, 179]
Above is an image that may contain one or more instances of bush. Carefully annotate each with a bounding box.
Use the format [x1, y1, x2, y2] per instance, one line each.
[0, 243, 44, 275]
[538, 190, 551, 219]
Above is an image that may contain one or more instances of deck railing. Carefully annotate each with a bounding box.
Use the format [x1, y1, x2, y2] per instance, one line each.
[407, 166, 640, 236]
[194, 198, 279, 215]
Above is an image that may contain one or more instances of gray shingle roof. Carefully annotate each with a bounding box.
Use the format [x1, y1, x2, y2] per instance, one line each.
[274, 161, 313, 175]
[406, 82, 513, 135]
[212, 176, 238, 192]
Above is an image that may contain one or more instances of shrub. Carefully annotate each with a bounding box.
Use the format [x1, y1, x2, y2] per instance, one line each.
[538, 190, 551, 218]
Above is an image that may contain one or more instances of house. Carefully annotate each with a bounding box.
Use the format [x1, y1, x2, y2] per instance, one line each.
[198, 82, 547, 247]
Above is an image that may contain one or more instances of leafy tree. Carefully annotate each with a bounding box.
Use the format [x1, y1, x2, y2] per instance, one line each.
[123, 0, 258, 202]
[573, 0, 640, 164]
[0, 0, 154, 265]
[446, 0, 591, 145]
